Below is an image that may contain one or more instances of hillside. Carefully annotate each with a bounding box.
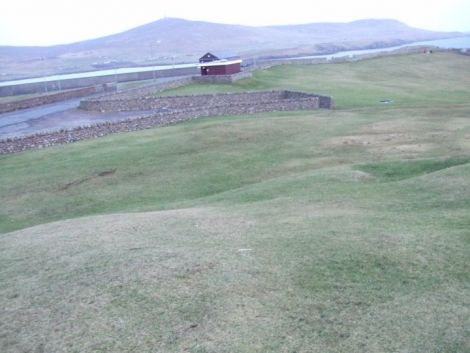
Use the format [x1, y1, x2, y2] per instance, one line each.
[0, 53, 469, 352]
[0, 18, 462, 80]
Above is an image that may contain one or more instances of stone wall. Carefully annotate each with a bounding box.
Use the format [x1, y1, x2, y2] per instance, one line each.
[80, 90, 332, 112]
[96, 76, 194, 101]
[192, 71, 252, 84]
[283, 91, 334, 109]
[0, 90, 335, 154]
[1, 90, 333, 154]
[0, 85, 107, 114]
[90, 72, 252, 102]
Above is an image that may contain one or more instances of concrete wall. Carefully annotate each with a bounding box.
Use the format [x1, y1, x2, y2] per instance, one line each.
[0, 67, 199, 97]
[0, 85, 107, 114]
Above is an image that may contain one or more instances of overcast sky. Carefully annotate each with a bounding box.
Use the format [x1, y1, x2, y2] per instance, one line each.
[0, 0, 469, 46]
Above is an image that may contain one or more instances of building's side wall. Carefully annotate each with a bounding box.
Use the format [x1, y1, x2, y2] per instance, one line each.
[224, 63, 241, 75]
[203, 63, 241, 76]
[204, 65, 224, 75]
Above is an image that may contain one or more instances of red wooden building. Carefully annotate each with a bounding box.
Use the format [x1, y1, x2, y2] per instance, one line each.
[199, 52, 242, 76]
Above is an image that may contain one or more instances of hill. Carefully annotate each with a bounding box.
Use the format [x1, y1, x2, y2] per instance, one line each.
[0, 18, 462, 79]
[0, 53, 469, 352]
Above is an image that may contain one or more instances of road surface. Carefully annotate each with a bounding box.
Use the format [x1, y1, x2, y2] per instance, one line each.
[0, 76, 191, 139]
[0, 98, 150, 139]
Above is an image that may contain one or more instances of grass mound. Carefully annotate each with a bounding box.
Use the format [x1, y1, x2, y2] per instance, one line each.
[1, 52, 470, 352]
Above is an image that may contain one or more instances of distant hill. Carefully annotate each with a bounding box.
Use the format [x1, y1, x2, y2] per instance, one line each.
[0, 17, 462, 80]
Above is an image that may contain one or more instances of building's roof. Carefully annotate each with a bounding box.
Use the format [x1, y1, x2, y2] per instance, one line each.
[199, 51, 240, 62]
[198, 59, 242, 67]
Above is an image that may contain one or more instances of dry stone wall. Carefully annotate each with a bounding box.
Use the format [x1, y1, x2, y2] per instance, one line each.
[192, 71, 252, 84]
[1, 90, 333, 154]
[88, 72, 252, 103]
[80, 90, 333, 112]
[97, 76, 194, 101]
[0, 100, 312, 154]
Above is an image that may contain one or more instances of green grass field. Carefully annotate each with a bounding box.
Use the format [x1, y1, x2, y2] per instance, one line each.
[1, 53, 469, 352]
[161, 52, 470, 109]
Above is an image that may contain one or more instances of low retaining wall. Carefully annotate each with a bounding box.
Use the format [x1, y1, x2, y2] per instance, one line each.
[1, 90, 334, 154]
[80, 90, 333, 112]
[97, 76, 194, 101]
[192, 71, 252, 84]
[284, 91, 335, 109]
[0, 85, 110, 114]
[89, 72, 252, 102]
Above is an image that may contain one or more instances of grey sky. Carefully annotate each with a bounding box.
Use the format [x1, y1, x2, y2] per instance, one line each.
[0, 0, 469, 46]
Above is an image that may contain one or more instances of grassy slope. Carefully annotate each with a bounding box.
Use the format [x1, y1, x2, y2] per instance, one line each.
[0, 53, 469, 353]
[161, 52, 470, 109]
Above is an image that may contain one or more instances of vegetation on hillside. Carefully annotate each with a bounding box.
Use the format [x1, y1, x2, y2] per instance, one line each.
[0, 53, 469, 353]
[1, 18, 460, 79]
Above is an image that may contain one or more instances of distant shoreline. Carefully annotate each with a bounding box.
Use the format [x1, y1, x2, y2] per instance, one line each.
[255, 35, 470, 62]
[2, 36, 469, 87]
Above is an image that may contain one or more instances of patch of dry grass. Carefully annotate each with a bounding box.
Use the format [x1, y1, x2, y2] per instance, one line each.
[1, 183, 468, 352]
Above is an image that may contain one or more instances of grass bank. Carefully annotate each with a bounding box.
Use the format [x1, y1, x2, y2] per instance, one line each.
[0, 52, 469, 353]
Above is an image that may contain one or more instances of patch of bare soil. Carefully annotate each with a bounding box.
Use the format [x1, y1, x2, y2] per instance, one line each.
[360, 118, 421, 134]
[462, 133, 470, 148]
[266, 199, 362, 226]
[324, 112, 467, 158]
[378, 143, 434, 154]
[326, 132, 416, 148]
[58, 169, 116, 191]
[97, 169, 117, 177]
[444, 117, 470, 131]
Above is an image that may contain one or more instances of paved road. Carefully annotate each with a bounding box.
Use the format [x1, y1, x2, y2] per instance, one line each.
[0, 99, 81, 131]
[0, 99, 83, 136]
[0, 98, 150, 139]
[0, 76, 192, 139]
